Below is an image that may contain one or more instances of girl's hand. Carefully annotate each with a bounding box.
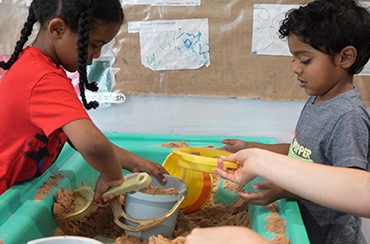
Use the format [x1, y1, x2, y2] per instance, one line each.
[113, 144, 169, 183]
[129, 158, 169, 183]
[94, 173, 124, 204]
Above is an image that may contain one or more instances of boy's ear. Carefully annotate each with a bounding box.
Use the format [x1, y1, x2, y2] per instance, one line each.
[335, 46, 357, 69]
[48, 18, 66, 39]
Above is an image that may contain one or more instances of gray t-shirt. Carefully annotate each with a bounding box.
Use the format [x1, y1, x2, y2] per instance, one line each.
[288, 88, 370, 244]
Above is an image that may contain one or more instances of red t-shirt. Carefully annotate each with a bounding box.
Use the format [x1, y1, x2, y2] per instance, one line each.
[0, 46, 90, 195]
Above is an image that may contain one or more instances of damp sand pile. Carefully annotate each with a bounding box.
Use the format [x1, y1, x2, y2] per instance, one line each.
[52, 174, 289, 244]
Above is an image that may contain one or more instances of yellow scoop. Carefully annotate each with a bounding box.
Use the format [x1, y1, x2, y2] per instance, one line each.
[56, 172, 152, 222]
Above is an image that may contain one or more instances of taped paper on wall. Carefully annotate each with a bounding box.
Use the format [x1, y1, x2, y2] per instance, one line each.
[357, 2, 370, 76]
[122, 0, 201, 6]
[251, 3, 369, 77]
[68, 60, 124, 108]
[251, 4, 297, 56]
[129, 19, 210, 71]
[357, 63, 370, 76]
[66, 39, 123, 108]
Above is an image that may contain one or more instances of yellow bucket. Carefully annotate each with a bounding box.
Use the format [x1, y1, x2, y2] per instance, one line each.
[162, 147, 238, 212]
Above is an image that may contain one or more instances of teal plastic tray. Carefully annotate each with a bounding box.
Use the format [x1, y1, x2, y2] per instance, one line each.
[0, 132, 309, 244]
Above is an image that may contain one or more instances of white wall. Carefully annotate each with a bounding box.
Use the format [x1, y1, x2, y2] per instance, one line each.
[88, 94, 370, 242]
[88, 95, 305, 142]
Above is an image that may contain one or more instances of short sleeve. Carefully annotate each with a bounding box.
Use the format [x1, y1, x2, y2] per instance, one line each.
[326, 111, 370, 170]
[29, 72, 90, 136]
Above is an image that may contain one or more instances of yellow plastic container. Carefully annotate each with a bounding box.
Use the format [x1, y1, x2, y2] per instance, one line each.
[163, 147, 238, 212]
[163, 152, 212, 212]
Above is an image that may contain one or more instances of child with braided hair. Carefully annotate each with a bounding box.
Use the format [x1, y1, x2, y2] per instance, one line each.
[0, 0, 168, 202]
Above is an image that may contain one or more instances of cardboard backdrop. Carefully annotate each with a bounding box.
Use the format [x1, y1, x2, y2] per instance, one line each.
[1, 0, 369, 104]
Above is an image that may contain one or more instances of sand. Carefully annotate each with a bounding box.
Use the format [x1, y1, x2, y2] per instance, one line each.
[264, 203, 290, 244]
[34, 173, 65, 201]
[51, 174, 289, 244]
[156, 142, 190, 148]
[156, 141, 214, 148]
[139, 185, 178, 195]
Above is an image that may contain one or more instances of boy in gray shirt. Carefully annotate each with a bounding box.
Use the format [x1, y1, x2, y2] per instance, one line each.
[289, 88, 369, 243]
[218, 0, 370, 243]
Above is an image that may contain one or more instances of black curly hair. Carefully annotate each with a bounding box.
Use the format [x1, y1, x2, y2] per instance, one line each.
[279, 0, 370, 75]
[0, 0, 124, 109]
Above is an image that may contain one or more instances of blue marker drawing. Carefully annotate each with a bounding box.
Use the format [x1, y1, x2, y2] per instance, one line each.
[254, 6, 271, 21]
[158, 32, 173, 51]
[138, 19, 210, 71]
[176, 30, 210, 64]
[146, 53, 161, 70]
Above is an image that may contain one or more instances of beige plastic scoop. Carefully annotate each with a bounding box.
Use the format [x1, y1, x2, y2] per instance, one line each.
[56, 172, 152, 222]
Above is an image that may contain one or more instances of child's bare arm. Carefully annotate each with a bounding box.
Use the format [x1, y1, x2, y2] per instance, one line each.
[62, 119, 124, 202]
[63, 119, 169, 197]
[250, 142, 290, 155]
[185, 226, 270, 244]
[219, 139, 290, 155]
[111, 143, 168, 183]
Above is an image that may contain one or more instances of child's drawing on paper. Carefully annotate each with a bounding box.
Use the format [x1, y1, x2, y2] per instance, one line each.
[135, 19, 210, 71]
[251, 3, 369, 76]
[251, 4, 297, 56]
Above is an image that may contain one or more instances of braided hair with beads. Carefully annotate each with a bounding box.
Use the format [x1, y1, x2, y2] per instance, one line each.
[0, 0, 124, 109]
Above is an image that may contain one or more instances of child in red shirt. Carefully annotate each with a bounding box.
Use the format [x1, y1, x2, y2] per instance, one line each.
[0, 0, 168, 203]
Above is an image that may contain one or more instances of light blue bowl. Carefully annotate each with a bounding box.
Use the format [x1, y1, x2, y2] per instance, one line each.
[123, 173, 187, 240]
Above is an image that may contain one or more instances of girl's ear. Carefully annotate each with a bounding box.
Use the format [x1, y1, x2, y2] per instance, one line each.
[48, 18, 66, 39]
[335, 46, 357, 69]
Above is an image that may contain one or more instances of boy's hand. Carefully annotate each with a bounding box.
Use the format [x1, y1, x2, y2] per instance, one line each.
[237, 180, 285, 206]
[218, 139, 250, 153]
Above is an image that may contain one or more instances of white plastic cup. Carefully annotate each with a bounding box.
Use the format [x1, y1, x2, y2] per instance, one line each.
[27, 236, 103, 244]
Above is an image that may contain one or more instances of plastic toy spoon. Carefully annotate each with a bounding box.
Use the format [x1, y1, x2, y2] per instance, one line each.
[56, 172, 152, 222]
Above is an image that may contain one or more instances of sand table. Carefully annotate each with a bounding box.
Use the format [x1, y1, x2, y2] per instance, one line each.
[52, 174, 289, 244]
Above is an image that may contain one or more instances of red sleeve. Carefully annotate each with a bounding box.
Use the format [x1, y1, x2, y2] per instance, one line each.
[29, 72, 91, 136]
